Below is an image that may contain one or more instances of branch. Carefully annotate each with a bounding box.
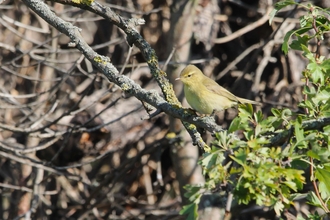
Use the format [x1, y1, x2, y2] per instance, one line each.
[21, 0, 223, 149]
[0, 150, 89, 184]
[268, 117, 330, 146]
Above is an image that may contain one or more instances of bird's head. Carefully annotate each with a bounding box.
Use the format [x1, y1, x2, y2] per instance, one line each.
[175, 65, 203, 85]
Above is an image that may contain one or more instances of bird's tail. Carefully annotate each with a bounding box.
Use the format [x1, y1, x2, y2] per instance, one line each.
[237, 97, 261, 105]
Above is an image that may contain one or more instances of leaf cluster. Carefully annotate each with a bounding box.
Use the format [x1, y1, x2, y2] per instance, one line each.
[182, 1, 330, 219]
[204, 106, 307, 216]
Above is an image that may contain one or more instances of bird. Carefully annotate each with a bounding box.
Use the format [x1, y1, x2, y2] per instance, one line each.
[175, 65, 259, 114]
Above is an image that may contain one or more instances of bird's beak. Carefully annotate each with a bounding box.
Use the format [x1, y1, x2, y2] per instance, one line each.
[175, 77, 181, 81]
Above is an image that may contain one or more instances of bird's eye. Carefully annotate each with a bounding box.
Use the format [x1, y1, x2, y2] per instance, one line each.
[187, 74, 192, 77]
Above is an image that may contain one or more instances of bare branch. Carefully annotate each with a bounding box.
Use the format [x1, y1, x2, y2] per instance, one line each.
[21, 0, 223, 148]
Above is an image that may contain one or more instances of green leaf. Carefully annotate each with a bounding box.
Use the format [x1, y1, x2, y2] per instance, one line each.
[303, 85, 316, 95]
[228, 117, 241, 133]
[315, 16, 330, 32]
[307, 191, 323, 208]
[274, 0, 297, 8]
[246, 103, 253, 116]
[320, 102, 330, 116]
[271, 108, 281, 117]
[212, 130, 233, 150]
[231, 148, 247, 166]
[269, 0, 297, 25]
[269, 9, 278, 25]
[180, 203, 198, 220]
[200, 152, 222, 170]
[307, 150, 320, 160]
[281, 108, 293, 120]
[319, 181, 330, 199]
[238, 104, 254, 122]
[253, 110, 264, 124]
[307, 212, 322, 220]
[294, 118, 307, 148]
[299, 99, 315, 114]
[307, 62, 325, 84]
[315, 166, 330, 194]
[302, 44, 315, 60]
[306, 137, 330, 163]
[320, 59, 330, 75]
[314, 88, 330, 104]
[274, 200, 285, 216]
[300, 15, 311, 28]
[183, 185, 202, 202]
[282, 30, 295, 54]
[283, 181, 298, 191]
[282, 27, 312, 54]
[289, 193, 307, 201]
[290, 35, 310, 51]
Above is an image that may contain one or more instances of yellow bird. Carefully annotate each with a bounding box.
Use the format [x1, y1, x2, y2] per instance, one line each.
[176, 65, 259, 114]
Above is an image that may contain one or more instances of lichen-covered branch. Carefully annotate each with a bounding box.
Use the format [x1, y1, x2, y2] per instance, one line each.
[21, 0, 223, 149]
[48, 0, 179, 105]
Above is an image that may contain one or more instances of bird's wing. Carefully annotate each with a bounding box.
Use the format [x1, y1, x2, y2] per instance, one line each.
[202, 77, 239, 102]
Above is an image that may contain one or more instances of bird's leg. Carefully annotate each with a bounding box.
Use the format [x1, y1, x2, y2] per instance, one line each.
[211, 109, 217, 117]
[188, 108, 198, 115]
